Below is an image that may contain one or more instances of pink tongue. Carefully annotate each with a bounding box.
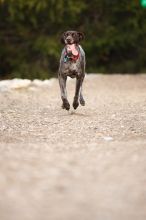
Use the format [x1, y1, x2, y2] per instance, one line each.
[67, 44, 78, 56]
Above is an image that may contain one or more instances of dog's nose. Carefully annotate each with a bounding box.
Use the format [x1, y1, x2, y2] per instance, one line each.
[67, 39, 71, 43]
[66, 36, 72, 43]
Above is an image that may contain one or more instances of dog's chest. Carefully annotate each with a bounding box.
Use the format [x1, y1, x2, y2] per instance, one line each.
[63, 61, 81, 78]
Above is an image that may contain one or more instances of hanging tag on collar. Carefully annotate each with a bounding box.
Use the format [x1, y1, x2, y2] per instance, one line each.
[64, 55, 68, 63]
[64, 57, 67, 63]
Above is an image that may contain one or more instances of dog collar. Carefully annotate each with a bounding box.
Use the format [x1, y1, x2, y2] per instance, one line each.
[64, 52, 79, 63]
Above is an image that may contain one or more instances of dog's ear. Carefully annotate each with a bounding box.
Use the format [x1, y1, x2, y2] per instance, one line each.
[77, 32, 85, 42]
[60, 32, 65, 44]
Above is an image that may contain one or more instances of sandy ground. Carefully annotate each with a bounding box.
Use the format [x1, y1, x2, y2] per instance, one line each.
[0, 74, 146, 220]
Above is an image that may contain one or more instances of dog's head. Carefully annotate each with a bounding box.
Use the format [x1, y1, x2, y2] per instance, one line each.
[60, 30, 84, 45]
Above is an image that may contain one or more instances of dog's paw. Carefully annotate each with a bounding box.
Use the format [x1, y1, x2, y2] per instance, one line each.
[73, 101, 79, 110]
[62, 100, 70, 111]
[80, 98, 85, 106]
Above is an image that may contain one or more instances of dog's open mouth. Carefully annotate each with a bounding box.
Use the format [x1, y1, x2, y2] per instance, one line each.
[66, 44, 78, 56]
[64, 44, 79, 63]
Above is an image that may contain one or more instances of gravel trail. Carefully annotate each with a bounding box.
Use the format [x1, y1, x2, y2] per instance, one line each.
[0, 74, 146, 220]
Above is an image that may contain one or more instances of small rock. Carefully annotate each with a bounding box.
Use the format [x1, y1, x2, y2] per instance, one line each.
[103, 136, 113, 141]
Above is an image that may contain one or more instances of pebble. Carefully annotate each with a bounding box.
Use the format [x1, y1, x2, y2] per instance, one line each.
[103, 136, 113, 141]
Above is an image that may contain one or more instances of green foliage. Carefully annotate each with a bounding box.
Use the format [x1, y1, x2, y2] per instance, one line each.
[0, 0, 146, 79]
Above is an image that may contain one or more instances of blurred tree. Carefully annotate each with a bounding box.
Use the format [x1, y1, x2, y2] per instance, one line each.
[0, 0, 146, 79]
[83, 0, 146, 73]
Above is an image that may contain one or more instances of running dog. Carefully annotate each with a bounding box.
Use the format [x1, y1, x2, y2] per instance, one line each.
[58, 30, 86, 110]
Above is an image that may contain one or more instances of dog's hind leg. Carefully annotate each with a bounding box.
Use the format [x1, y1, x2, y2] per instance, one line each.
[73, 75, 85, 109]
[58, 74, 70, 110]
[80, 86, 85, 106]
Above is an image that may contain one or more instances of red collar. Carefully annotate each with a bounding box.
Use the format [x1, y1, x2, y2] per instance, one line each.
[70, 53, 79, 61]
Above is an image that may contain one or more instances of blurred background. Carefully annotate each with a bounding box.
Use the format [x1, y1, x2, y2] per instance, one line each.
[0, 0, 146, 79]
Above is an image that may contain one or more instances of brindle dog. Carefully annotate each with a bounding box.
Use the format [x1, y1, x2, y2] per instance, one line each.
[58, 30, 86, 110]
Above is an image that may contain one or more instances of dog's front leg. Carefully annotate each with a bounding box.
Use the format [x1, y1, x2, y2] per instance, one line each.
[73, 76, 84, 109]
[58, 74, 70, 110]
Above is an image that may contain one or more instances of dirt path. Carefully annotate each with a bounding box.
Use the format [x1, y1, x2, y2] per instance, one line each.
[0, 74, 146, 220]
